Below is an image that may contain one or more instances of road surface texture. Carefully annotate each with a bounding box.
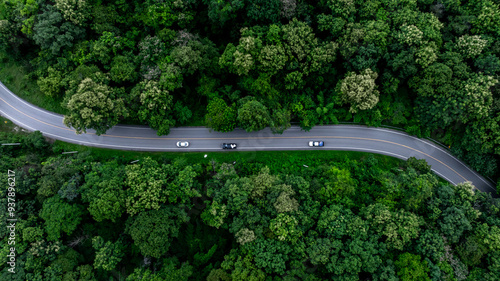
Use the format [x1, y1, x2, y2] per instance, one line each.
[0, 81, 496, 195]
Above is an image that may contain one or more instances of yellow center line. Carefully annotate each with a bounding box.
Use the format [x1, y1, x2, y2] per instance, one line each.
[1, 96, 469, 182]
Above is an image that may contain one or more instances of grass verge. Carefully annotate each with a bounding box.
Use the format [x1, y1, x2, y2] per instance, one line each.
[52, 139, 403, 174]
[0, 51, 67, 115]
[0, 116, 17, 132]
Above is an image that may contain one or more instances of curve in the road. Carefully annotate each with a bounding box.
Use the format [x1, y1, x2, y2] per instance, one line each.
[0, 81, 497, 196]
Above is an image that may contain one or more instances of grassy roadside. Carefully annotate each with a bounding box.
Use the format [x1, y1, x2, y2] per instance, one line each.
[0, 116, 16, 132]
[52, 139, 403, 174]
[0, 51, 67, 115]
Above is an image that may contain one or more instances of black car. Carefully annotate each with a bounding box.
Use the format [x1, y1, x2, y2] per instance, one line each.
[222, 143, 237, 149]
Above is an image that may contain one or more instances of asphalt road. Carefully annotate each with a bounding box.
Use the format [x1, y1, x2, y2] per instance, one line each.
[0, 81, 497, 195]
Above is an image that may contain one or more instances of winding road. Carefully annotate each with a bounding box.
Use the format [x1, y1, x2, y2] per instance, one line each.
[0, 81, 497, 196]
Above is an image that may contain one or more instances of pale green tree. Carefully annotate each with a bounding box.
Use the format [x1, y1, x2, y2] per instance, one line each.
[201, 200, 228, 229]
[124, 157, 167, 215]
[396, 24, 424, 46]
[269, 213, 302, 242]
[456, 35, 488, 58]
[415, 42, 438, 68]
[340, 68, 380, 113]
[258, 45, 287, 75]
[459, 73, 498, 122]
[135, 80, 175, 135]
[236, 228, 256, 245]
[233, 50, 255, 76]
[54, 0, 89, 26]
[273, 190, 299, 213]
[63, 78, 128, 135]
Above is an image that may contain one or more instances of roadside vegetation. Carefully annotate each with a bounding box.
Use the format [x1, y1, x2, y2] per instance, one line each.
[1, 130, 499, 280]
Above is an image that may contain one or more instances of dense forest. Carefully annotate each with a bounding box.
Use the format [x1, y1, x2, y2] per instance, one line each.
[0, 0, 500, 182]
[1, 129, 500, 280]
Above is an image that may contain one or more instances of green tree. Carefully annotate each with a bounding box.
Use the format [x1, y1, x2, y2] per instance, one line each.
[269, 108, 291, 134]
[37, 67, 63, 97]
[220, 249, 266, 280]
[173, 101, 193, 125]
[63, 77, 128, 135]
[80, 161, 126, 222]
[92, 236, 124, 271]
[415, 229, 445, 262]
[244, 238, 292, 275]
[237, 100, 270, 132]
[318, 166, 357, 201]
[394, 253, 431, 281]
[23, 130, 50, 151]
[457, 236, 488, 266]
[469, 0, 500, 35]
[203, 0, 244, 26]
[439, 206, 472, 244]
[126, 206, 189, 258]
[126, 257, 193, 281]
[246, 0, 281, 24]
[109, 55, 137, 83]
[32, 5, 85, 55]
[39, 195, 84, 241]
[205, 97, 237, 132]
[306, 238, 333, 265]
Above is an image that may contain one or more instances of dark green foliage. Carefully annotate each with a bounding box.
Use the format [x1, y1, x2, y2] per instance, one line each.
[32, 5, 85, 55]
[22, 131, 50, 151]
[246, 0, 281, 24]
[80, 160, 126, 222]
[2, 130, 500, 280]
[203, 0, 244, 26]
[125, 206, 189, 258]
[205, 97, 237, 132]
[237, 99, 271, 132]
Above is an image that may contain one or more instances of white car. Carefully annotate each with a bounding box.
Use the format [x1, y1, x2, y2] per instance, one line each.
[176, 141, 189, 148]
[308, 141, 324, 147]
